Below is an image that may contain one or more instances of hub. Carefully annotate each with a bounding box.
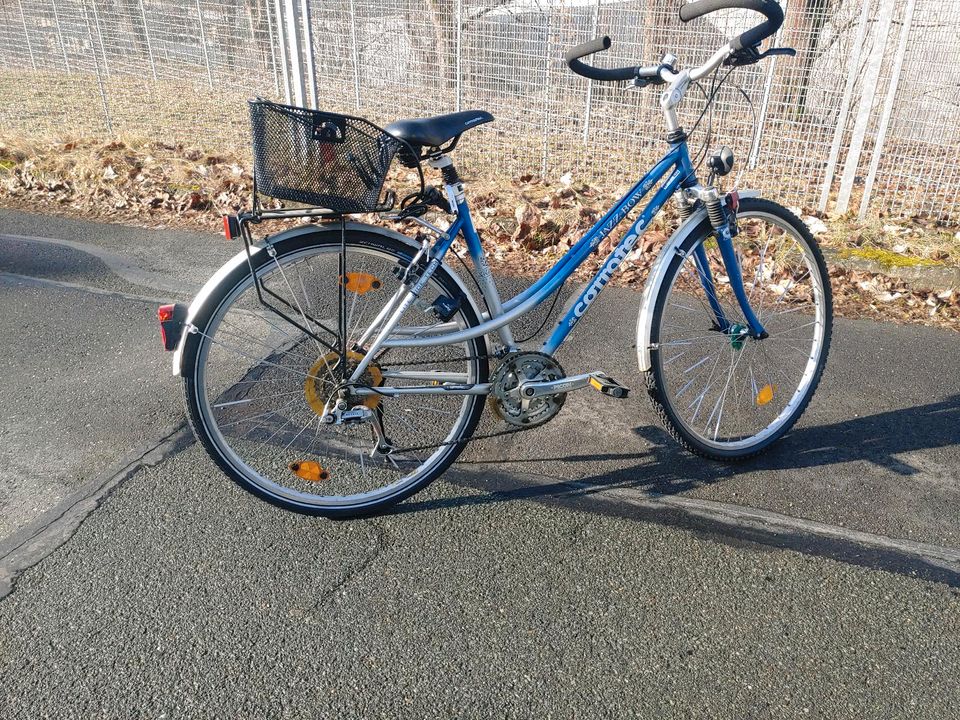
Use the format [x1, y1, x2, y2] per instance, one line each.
[728, 323, 749, 351]
[304, 350, 383, 415]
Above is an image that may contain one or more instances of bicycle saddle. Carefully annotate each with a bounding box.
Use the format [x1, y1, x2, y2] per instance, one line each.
[385, 110, 493, 150]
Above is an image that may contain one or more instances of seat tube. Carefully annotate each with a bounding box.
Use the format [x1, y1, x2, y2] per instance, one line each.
[457, 195, 516, 350]
[431, 154, 516, 349]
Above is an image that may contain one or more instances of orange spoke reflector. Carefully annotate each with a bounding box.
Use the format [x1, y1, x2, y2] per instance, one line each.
[289, 461, 329, 482]
[341, 272, 382, 295]
[756, 384, 776, 406]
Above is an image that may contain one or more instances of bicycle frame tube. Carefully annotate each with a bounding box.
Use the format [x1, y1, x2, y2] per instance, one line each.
[383, 142, 697, 350]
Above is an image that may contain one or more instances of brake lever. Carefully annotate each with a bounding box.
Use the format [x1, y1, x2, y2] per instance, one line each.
[723, 46, 796, 67]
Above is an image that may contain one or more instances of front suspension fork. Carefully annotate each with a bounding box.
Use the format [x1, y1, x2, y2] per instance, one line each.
[689, 190, 767, 339]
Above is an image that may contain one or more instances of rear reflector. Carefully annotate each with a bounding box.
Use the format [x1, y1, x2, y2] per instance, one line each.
[222, 215, 240, 240]
[157, 303, 188, 351]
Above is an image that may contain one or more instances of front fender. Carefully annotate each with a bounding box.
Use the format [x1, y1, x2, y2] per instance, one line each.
[172, 221, 481, 376]
[635, 190, 758, 373]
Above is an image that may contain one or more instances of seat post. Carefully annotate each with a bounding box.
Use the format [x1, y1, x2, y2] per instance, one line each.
[427, 153, 465, 214]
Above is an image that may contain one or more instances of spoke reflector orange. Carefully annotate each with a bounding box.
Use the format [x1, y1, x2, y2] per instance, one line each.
[289, 461, 329, 482]
[341, 272, 382, 295]
[756, 384, 776, 406]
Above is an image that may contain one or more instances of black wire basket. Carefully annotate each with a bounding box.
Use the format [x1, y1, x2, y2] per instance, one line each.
[248, 99, 419, 214]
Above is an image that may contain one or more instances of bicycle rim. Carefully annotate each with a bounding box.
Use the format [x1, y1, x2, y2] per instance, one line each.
[651, 206, 829, 453]
[188, 237, 484, 512]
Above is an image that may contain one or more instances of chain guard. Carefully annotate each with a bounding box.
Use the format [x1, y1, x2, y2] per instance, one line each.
[488, 351, 566, 428]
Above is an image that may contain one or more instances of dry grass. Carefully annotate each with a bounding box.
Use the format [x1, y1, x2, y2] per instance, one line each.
[0, 133, 957, 330]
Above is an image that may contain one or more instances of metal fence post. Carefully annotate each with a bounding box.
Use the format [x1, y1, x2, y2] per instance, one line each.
[539, 9, 554, 178]
[582, 0, 601, 143]
[81, 2, 112, 134]
[273, 0, 291, 103]
[52, 0, 71, 75]
[89, 0, 109, 78]
[265, 0, 280, 95]
[16, 0, 36, 70]
[455, 0, 462, 113]
[282, 0, 305, 106]
[858, 0, 914, 219]
[748, 0, 787, 169]
[195, 0, 214, 88]
[348, 0, 361, 110]
[137, 0, 158, 81]
[817, 0, 872, 213]
[836, 0, 894, 214]
[300, 0, 317, 109]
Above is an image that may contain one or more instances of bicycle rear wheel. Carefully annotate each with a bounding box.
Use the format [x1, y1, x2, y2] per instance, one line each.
[181, 228, 488, 517]
[645, 198, 832, 459]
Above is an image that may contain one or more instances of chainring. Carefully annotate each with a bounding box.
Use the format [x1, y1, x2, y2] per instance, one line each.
[488, 351, 566, 428]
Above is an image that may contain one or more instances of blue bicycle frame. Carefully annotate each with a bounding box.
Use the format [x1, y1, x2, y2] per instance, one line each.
[380, 139, 766, 356]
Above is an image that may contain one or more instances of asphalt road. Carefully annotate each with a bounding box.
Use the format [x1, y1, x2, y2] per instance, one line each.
[0, 208, 958, 717]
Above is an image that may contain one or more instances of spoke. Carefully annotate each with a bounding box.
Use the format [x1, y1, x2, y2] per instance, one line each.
[406, 405, 456, 417]
[748, 236, 773, 303]
[675, 378, 695, 399]
[684, 355, 712, 374]
[201, 330, 321, 381]
[213, 388, 306, 409]
[218, 397, 304, 430]
[663, 350, 687, 367]
[282, 414, 318, 452]
[217, 318, 318, 365]
[659, 335, 725, 347]
[273, 255, 329, 357]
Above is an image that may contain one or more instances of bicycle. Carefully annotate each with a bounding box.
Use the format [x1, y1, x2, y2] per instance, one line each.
[158, 0, 832, 517]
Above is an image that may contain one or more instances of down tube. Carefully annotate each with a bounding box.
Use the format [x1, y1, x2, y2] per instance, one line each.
[542, 168, 685, 354]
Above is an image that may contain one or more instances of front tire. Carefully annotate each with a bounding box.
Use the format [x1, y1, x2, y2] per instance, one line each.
[645, 198, 832, 460]
[181, 228, 489, 517]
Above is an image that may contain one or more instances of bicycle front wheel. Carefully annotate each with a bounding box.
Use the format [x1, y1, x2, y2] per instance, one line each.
[645, 198, 832, 460]
[181, 228, 488, 517]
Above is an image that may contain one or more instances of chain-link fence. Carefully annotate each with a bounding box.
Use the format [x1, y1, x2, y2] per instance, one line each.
[0, 0, 958, 223]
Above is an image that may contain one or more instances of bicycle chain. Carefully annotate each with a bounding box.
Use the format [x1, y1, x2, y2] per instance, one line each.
[364, 354, 533, 455]
[386, 423, 532, 455]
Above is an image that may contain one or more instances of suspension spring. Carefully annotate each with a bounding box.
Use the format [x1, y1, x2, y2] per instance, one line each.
[675, 194, 694, 221]
[706, 196, 726, 229]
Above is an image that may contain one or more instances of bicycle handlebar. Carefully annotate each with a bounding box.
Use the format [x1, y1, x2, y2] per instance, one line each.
[564, 0, 785, 83]
[563, 37, 634, 82]
[563, 36, 669, 84]
[678, 0, 783, 51]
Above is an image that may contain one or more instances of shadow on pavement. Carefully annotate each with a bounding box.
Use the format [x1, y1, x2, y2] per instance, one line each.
[392, 396, 960, 585]
[459, 393, 960, 495]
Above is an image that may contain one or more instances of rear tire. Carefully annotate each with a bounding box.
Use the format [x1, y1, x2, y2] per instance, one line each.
[181, 228, 488, 517]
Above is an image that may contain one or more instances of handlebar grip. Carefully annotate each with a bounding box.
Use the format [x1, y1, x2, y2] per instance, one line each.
[678, 0, 784, 50]
[563, 35, 611, 65]
[563, 36, 637, 82]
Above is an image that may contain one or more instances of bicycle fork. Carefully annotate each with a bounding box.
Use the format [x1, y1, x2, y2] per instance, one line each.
[690, 188, 767, 339]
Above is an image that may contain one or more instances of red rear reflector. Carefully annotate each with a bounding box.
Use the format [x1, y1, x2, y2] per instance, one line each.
[222, 215, 240, 240]
[157, 303, 187, 351]
[727, 190, 740, 212]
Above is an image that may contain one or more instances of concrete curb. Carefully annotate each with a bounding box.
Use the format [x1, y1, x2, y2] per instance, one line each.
[0, 425, 194, 599]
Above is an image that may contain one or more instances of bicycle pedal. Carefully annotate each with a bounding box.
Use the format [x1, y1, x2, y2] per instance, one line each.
[588, 373, 630, 399]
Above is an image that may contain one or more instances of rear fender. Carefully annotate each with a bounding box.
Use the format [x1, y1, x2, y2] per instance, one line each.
[172, 221, 483, 376]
